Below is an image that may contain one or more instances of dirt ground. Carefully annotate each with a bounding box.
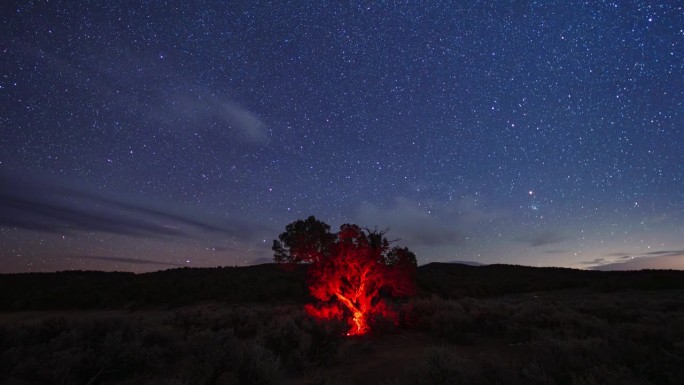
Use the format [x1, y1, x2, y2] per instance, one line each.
[289, 331, 522, 385]
[0, 308, 522, 385]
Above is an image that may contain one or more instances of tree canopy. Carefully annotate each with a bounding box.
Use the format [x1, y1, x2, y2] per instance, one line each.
[273, 216, 417, 335]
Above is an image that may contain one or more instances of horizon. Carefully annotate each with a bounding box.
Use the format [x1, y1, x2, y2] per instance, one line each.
[2, 258, 682, 275]
[2, 2, 683, 273]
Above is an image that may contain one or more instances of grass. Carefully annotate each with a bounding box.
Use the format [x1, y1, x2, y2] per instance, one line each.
[1, 289, 683, 384]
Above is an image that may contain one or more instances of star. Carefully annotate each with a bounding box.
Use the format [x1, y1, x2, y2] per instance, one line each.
[0, 1, 682, 272]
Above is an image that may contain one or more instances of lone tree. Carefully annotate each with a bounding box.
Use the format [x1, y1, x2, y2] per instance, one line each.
[273, 216, 417, 335]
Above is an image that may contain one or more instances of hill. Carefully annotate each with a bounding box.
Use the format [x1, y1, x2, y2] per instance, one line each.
[2, 263, 684, 384]
[0, 264, 307, 311]
[1, 262, 684, 311]
[418, 262, 684, 298]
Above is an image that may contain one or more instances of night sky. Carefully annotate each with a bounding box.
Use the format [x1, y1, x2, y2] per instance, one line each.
[2, 1, 683, 273]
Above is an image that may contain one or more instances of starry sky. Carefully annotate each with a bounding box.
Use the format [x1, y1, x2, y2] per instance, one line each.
[2, 1, 683, 273]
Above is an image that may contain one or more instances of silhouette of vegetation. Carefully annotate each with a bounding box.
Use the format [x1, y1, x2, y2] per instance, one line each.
[0, 304, 344, 384]
[397, 290, 684, 385]
[2, 245, 684, 383]
[0, 265, 308, 311]
[1, 262, 684, 312]
[1, 290, 683, 384]
[417, 262, 684, 298]
[273, 216, 417, 335]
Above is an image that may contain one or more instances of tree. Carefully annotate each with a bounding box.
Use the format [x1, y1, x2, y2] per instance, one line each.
[273, 216, 417, 335]
[272, 216, 336, 264]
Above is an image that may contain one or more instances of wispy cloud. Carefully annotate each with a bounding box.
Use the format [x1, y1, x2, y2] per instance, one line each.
[357, 198, 463, 247]
[583, 250, 684, 270]
[151, 94, 269, 144]
[68, 255, 185, 267]
[18, 42, 269, 146]
[0, 171, 264, 240]
[580, 258, 607, 265]
[643, 250, 684, 257]
[450, 196, 509, 224]
[544, 249, 569, 254]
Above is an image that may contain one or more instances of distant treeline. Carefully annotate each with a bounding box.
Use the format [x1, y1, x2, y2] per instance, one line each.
[0, 264, 308, 311]
[1, 263, 683, 311]
[418, 263, 684, 298]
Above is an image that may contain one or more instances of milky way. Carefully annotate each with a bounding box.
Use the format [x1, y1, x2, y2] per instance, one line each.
[1, 1, 683, 272]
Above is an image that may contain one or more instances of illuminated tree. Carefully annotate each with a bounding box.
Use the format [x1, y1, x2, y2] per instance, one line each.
[273, 216, 417, 335]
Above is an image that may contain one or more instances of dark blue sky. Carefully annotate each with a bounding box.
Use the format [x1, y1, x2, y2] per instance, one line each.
[2, 1, 683, 273]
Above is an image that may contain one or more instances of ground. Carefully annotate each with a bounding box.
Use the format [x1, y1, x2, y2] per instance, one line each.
[2, 290, 683, 384]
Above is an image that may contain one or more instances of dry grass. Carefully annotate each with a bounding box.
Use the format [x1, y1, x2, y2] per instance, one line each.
[2, 290, 683, 384]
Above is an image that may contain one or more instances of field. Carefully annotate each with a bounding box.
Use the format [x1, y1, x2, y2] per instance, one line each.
[1, 264, 684, 384]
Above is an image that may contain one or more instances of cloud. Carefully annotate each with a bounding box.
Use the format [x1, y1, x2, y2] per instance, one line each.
[357, 198, 462, 247]
[580, 258, 607, 265]
[68, 255, 184, 267]
[1, 190, 179, 237]
[643, 250, 684, 257]
[63, 187, 239, 235]
[450, 196, 509, 224]
[18, 43, 270, 145]
[152, 93, 269, 144]
[0, 171, 264, 240]
[515, 231, 568, 247]
[584, 250, 684, 270]
[603, 252, 633, 257]
[445, 260, 484, 266]
[218, 102, 269, 143]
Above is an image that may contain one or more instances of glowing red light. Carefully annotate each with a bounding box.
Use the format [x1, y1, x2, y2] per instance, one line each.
[304, 227, 414, 336]
[274, 218, 416, 336]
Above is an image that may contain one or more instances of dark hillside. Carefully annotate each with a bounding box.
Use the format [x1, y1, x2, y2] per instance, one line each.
[418, 262, 684, 297]
[1, 263, 683, 311]
[0, 264, 308, 311]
